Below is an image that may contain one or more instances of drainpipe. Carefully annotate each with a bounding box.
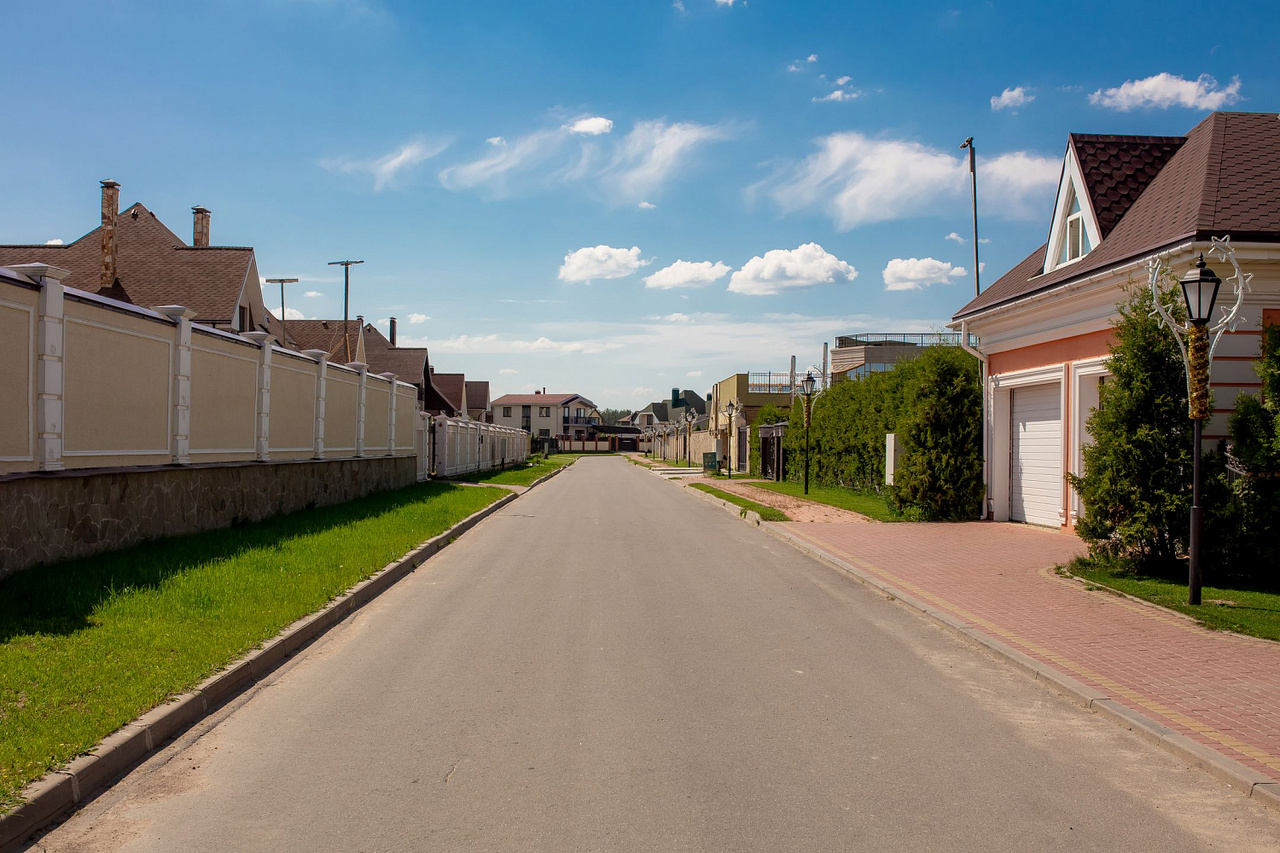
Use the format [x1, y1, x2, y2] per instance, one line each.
[960, 320, 990, 521]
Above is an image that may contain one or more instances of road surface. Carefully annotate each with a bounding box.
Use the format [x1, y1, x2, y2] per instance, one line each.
[34, 457, 1280, 851]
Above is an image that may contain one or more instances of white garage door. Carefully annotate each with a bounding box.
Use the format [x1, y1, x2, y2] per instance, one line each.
[1010, 383, 1062, 526]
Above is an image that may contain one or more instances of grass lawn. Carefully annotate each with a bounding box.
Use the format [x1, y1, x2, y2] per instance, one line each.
[0, 481, 507, 813]
[1065, 557, 1280, 642]
[749, 481, 902, 522]
[448, 453, 588, 487]
[690, 483, 791, 522]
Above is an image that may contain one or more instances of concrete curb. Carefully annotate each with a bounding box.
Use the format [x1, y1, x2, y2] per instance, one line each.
[0, 488, 522, 852]
[680, 482, 764, 526]
[759, 522, 1280, 816]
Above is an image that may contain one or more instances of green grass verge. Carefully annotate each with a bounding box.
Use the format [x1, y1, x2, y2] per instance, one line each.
[690, 483, 791, 522]
[1064, 556, 1280, 642]
[749, 481, 902, 522]
[0, 481, 507, 813]
[448, 453, 586, 487]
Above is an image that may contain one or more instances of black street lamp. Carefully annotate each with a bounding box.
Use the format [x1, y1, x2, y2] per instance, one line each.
[1180, 254, 1221, 606]
[801, 371, 817, 495]
[684, 408, 697, 467]
[724, 399, 737, 479]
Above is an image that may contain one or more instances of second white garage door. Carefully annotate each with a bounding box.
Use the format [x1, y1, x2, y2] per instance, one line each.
[1010, 383, 1062, 526]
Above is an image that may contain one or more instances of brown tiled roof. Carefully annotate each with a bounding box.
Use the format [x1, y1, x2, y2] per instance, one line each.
[491, 393, 588, 407]
[1071, 134, 1185, 238]
[465, 380, 490, 410]
[0, 203, 258, 328]
[286, 319, 429, 383]
[955, 112, 1280, 320]
[432, 373, 467, 412]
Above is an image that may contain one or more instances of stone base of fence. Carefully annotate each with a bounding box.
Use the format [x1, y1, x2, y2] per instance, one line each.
[0, 456, 417, 578]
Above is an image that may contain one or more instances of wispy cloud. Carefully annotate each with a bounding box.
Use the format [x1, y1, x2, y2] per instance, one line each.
[1089, 72, 1242, 111]
[752, 131, 1058, 229]
[420, 333, 624, 355]
[814, 89, 860, 103]
[643, 259, 731, 290]
[499, 368, 518, 374]
[321, 138, 449, 191]
[408, 313, 430, 323]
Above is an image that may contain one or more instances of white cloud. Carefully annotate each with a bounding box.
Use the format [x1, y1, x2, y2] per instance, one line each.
[486, 136, 506, 146]
[45, 238, 63, 245]
[499, 368, 518, 374]
[807, 54, 818, 63]
[1089, 73, 1242, 111]
[714, 0, 736, 5]
[787, 62, 803, 72]
[271, 305, 306, 320]
[643, 259, 731, 290]
[408, 313, 429, 323]
[882, 257, 967, 291]
[427, 333, 623, 355]
[686, 370, 703, 377]
[440, 118, 728, 203]
[662, 312, 693, 323]
[673, 0, 686, 12]
[321, 138, 448, 191]
[632, 386, 655, 397]
[727, 243, 857, 296]
[945, 232, 966, 244]
[304, 290, 323, 298]
[835, 76, 852, 86]
[814, 89, 860, 103]
[638, 201, 656, 210]
[558, 245, 649, 282]
[990, 86, 1034, 111]
[754, 131, 1059, 229]
[567, 116, 614, 136]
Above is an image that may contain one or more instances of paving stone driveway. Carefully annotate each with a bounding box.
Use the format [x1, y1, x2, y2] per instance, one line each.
[783, 521, 1280, 785]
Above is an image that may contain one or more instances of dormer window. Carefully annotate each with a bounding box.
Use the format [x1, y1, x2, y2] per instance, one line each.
[1056, 191, 1092, 266]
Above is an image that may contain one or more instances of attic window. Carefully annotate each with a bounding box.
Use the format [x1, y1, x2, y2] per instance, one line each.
[1055, 190, 1092, 266]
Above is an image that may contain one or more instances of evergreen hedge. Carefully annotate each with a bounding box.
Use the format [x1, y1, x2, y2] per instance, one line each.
[778, 346, 983, 520]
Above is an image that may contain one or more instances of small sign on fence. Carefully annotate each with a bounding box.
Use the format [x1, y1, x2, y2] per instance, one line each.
[703, 452, 719, 473]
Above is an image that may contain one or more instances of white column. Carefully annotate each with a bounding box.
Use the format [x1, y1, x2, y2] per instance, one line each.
[19, 265, 72, 471]
[244, 331, 273, 461]
[380, 372, 397, 456]
[156, 306, 196, 465]
[349, 361, 368, 457]
[302, 349, 328, 459]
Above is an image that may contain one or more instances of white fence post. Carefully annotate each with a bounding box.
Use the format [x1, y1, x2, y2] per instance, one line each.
[157, 305, 196, 465]
[302, 349, 328, 458]
[244, 331, 272, 461]
[28, 265, 70, 471]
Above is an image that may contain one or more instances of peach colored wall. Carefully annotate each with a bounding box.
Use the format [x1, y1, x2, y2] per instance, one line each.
[270, 356, 319, 457]
[989, 330, 1113, 376]
[326, 373, 358, 452]
[189, 334, 258, 458]
[395, 387, 417, 451]
[365, 382, 390, 452]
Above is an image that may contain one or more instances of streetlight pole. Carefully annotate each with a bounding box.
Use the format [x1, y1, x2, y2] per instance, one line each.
[801, 371, 817, 495]
[327, 259, 364, 362]
[724, 399, 737, 479]
[960, 137, 980, 298]
[265, 278, 299, 345]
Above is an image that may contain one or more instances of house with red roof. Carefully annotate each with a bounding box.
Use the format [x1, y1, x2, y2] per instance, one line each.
[951, 111, 1280, 529]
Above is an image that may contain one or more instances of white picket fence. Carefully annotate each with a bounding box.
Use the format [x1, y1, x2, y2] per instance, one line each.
[430, 416, 530, 478]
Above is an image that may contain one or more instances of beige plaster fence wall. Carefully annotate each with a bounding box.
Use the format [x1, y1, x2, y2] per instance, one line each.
[0, 267, 420, 476]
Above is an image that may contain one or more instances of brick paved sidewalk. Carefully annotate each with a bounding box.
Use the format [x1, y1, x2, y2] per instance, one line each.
[781, 521, 1280, 789]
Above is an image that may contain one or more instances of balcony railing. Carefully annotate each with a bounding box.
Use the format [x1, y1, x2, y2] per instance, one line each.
[562, 416, 600, 425]
[833, 332, 961, 349]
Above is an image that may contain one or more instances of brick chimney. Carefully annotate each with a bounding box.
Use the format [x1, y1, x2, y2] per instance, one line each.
[100, 180, 120, 290]
[389, 316, 397, 346]
[192, 206, 211, 248]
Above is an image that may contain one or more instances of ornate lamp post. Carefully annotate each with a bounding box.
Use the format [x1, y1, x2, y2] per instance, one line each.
[724, 399, 738, 479]
[800, 371, 817, 495]
[643, 426, 653, 457]
[1150, 238, 1249, 605]
[684, 408, 697, 466]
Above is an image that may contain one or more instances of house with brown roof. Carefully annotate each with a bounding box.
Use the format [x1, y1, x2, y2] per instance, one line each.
[491, 391, 601, 440]
[465, 380, 491, 422]
[950, 111, 1280, 529]
[0, 181, 283, 340]
[430, 372, 469, 418]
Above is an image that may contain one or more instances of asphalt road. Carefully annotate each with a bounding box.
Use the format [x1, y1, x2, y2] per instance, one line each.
[35, 457, 1280, 851]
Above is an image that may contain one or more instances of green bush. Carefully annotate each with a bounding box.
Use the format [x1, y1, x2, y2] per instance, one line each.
[1228, 323, 1280, 576]
[780, 346, 983, 519]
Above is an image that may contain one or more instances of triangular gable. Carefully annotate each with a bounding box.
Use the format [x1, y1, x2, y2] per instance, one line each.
[1043, 143, 1102, 275]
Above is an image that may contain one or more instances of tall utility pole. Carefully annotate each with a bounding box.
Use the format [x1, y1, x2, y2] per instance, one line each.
[265, 278, 299, 345]
[327, 259, 364, 362]
[960, 137, 980, 297]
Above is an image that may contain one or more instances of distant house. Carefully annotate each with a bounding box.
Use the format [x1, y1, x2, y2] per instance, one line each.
[950, 111, 1280, 529]
[628, 389, 707, 429]
[829, 333, 960, 380]
[430, 372, 469, 419]
[285, 318, 446, 413]
[491, 392, 601, 440]
[0, 180, 282, 340]
[465, 380, 492, 422]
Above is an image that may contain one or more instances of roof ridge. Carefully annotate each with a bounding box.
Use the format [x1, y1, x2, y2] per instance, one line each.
[1197, 112, 1228, 231]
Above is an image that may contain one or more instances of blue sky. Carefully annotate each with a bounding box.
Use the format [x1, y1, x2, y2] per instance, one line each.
[4, 0, 1277, 409]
